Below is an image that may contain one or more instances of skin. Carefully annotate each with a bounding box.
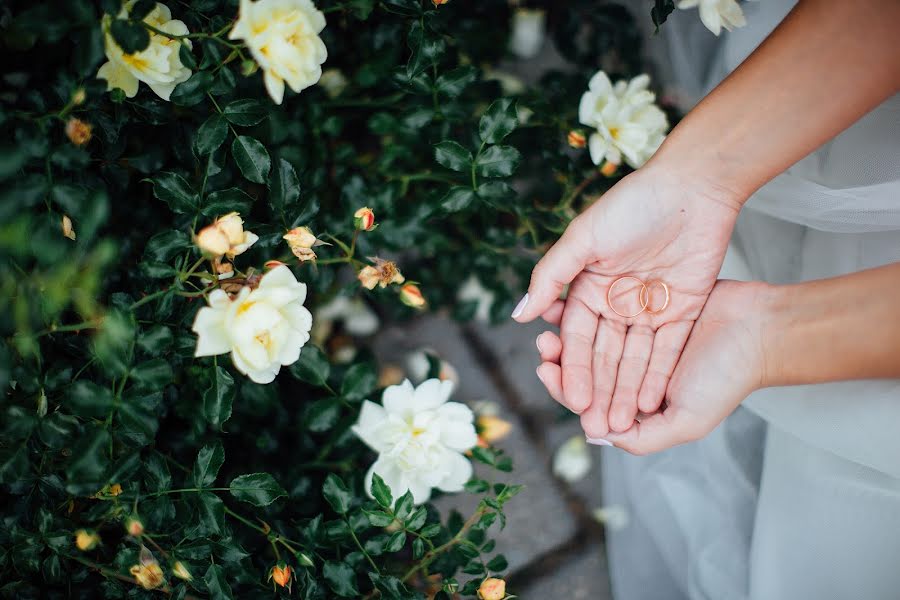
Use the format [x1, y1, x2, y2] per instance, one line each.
[536, 263, 900, 455]
[514, 0, 900, 448]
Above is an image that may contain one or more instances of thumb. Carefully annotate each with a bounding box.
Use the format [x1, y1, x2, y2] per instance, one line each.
[599, 407, 700, 455]
[513, 216, 595, 322]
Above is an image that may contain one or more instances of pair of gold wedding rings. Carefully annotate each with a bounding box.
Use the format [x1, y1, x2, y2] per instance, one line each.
[606, 276, 670, 319]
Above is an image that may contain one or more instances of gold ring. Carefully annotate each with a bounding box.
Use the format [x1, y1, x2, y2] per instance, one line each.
[640, 280, 670, 314]
[607, 276, 649, 319]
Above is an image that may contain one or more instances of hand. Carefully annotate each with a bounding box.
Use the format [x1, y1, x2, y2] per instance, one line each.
[515, 163, 742, 438]
[536, 280, 770, 454]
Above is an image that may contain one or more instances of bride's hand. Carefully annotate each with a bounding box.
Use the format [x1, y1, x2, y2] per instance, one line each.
[514, 163, 742, 438]
[536, 280, 769, 453]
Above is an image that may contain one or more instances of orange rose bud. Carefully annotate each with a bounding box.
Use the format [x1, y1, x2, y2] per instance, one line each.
[72, 88, 87, 106]
[65, 118, 92, 146]
[269, 563, 292, 591]
[433, 0, 450, 5]
[75, 529, 100, 551]
[354, 207, 376, 231]
[399, 283, 425, 309]
[107, 483, 123, 496]
[126, 517, 144, 537]
[264, 259, 288, 270]
[567, 130, 587, 149]
[477, 415, 512, 443]
[478, 577, 507, 600]
[600, 160, 619, 177]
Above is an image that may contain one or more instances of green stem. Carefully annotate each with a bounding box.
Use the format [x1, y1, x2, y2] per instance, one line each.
[347, 518, 380, 575]
[400, 508, 487, 583]
[131, 288, 171, 310]
[148, 487, 232, 496]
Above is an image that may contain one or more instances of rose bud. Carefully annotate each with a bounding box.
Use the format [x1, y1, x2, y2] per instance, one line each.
[126, 517, 144, 537]
[399, 283, 426, 309]
[195, 224, 231, 257]
[354, 207, 376, 231]
[478, 577, 507, 600]
[269, 563, 292, 591]
[172, 561, 192, 581]
[600, 160, 619, 177]
[567, 130, 587, 149]
[61, 215, 76, 240]
[477, 415, 513, 444]
[72, 88, 87, 106]
[433, 0, 450, 6]
[65, 118, 92, 146]
[75, 529, 100, 551]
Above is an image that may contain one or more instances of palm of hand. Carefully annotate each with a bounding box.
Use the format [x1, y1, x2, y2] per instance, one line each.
[546, 170, 739, 437]
[604, 280, 768, 454]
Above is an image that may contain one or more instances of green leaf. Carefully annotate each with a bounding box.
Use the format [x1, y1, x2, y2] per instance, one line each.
[371, 473, 392, 508]
[434, 141, 472, 172]
[304, 397, 340, 432]
[478, 98, 518, 144]
[406, 21, 445, 79]
[405, 506, 427, 530]
[65, 428, 110, 493]
[203, 366, 234, 430]
[363, 509, 393, 527]
[196, 491, 224, 535]
[393, 490, 413, 521]
[146, 172, 198, 214]
[267, 158, 300, 215]
[231, 135, 271, 184]
[222, 99, 268, 126]
[170, 71, 214, 106]
[412, 537, 425, 559]
[130, 358, 173, 391]
[474, 145, 521, 178]
[385, 531, 406, 553]
[651, 0, 676, 32]
[204, 563, 234, 600]
[67, 381, 114, 419]
[136, 325, 173, 354]
[340, 362, 376, 401]
[288, 345, 330, 386]
[144, 230, 190, 262]
[192, 442, 224, 488]
[435, 66, 478, 98]
[178, 42, 197, 70]
[440, 186, 476, 212]
[201, 188, 254, 217]
[109, 19, 150, 54]
[322, 474, 351, 514]
[130, 0, 156, 20]
[323, 561, 359, 597]
[229, 472, 287, 507]
[194, 114, 228, 156]
[476, 181, 517, 207]
[486, 554, 508, 571]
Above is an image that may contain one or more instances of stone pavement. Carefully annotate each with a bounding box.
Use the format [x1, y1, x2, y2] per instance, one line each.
[375, 315, 613, 599]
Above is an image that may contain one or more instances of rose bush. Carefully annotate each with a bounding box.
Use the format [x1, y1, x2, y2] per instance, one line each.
[0, 0, 669, 597]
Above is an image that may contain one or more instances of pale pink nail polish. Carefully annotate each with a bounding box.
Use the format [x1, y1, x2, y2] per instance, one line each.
[511, 293, 529, 319]
[586, 437, 614, 447]
[535, 335, 544, 353]
[535, 367, 546, 384]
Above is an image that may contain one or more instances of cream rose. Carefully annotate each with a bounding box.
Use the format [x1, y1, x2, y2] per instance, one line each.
[229, 0, 328, 105]
[97, 2, 193, 101]
[192, 265, 313, 384]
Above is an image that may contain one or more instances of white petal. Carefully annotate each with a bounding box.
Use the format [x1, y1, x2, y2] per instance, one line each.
[192, 306, 231, 357]
[587, 70, 612, 94]
[264, 70, 285, 105]
[578, 91, 598, 127]
[382, 380, 417, 417]
[352, 401, 390, 452]
[412, 378, 454, 411]
[147, 81, 176, 101]
[436, 451, 473, 493]
[588, 132, 608, 166]
[97, 61, 140, 98]
[698, 4, 723, 36]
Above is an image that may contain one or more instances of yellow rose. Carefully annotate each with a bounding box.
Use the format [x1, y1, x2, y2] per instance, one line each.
[478, 577, 507, 600]
[75, 529, 100, 551]
[229, 0, 328, 105]
[97, 2, 193, 101]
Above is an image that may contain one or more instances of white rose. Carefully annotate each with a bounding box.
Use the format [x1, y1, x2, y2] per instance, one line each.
[578, 71, 668, 169]
[352, 379, 477, 504]
[229, 0, 328, 105]
[552, 435, 592, 483]
[192, 265, 313, 384]
[508, 8, 546, 60]
[97, 2, 193, 101]
[677, 0, 747, 37]
[457, 275, 495, 323]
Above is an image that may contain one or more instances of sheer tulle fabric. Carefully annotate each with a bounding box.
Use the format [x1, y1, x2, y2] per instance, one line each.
[602, 2, 900, 599]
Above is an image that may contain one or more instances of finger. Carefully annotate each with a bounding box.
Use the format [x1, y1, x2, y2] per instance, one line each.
[560, 295, 599, 413]
[579, 318, 626, 439]
[637, 321, 693, 414]
[536, 362, 564, 406]
[536, 331, 562, 363]
[514, 216, 594, 322]
[608, 324, 654, 432]
[541, 300, 565, 326]
[603, 407, 699, 455]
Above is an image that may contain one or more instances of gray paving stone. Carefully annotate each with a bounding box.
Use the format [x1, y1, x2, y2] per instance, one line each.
[517, 544, 611, 600]
[373, 314, 577, 574]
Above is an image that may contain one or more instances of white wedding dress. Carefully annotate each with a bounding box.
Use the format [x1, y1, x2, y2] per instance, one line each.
[602, 2, 900, 599]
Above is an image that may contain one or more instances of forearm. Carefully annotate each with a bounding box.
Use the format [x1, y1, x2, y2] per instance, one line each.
[650, 0, 900, 203]
[761, 262, 900, 388]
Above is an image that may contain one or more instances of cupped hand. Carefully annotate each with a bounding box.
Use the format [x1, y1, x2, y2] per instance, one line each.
[515, 164, 741, 438]
[536, 280, 770, 454]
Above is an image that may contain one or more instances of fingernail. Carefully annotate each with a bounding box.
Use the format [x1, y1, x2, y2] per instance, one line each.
[586, 437, 613, 447]
[511, 293, 529, 319]
[535, 367, 545, 384]
[535, 335, 544, 353]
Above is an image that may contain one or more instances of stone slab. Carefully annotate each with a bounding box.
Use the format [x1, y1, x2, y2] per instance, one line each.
[516, 544, 611, 600]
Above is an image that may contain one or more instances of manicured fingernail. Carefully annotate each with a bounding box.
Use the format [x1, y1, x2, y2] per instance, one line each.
[586, 437, 613, 447]
[535, 335, 544, 353]
[535, 367, 545, 384]
[511, 293, 529, 319]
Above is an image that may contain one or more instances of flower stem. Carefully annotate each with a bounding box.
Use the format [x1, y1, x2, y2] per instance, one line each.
[347, 518, 380, 575]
